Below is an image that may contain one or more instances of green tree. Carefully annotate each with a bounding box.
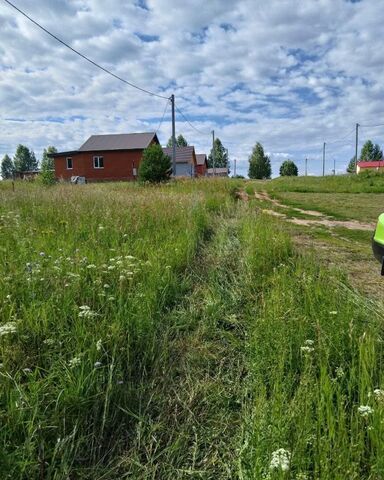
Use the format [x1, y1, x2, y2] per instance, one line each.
[138, 144, 172, 183]
[1, 154, 14, 179]
[360, 140, 383, 161]
[248, 142, 271, 179]
[208, 138, 229, 170]
[166, 134, 188, 148]
[346, 156, 356, 173]
[279, 160, 298, 176]
[40, 146, 57, 185]
[13, 144, 38, 172]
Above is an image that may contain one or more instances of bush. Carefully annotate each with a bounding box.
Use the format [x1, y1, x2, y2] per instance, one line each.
[138, 144, 172, 183]
[279, 160, 298, 177]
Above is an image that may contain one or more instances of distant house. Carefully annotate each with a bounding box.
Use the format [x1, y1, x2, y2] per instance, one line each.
[50, 132, 159, 182]
[14, 170, 40, 180]
[195, 154, 208, 177]
[162, 146, 197, 177]
[207, 167, 228, 177]
[356, 161, 384, 174]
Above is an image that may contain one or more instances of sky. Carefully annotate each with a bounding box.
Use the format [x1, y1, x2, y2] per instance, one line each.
[1, 0, 384, 177]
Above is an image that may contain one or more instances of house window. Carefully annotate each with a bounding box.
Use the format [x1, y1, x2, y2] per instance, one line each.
[93, 156, 104, 169]
[66, 157, 73, 169]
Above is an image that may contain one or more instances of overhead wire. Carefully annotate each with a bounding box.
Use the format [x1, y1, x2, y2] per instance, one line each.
[3, 0, 169, 100]
[155, 99, 170, 133]
[175, 104, 211, 136]
[326, 127, 356, 145]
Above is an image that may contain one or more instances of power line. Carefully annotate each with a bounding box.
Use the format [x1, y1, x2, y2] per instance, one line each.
[175, 104, 211, 136]
[360, 123, 384, 128]
[3, 0, 169, 100]
[326, 127, 355, 145]
[155, 100, 170, 133]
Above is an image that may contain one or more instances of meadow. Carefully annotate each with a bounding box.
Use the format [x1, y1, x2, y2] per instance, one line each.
[0, 178, 383, 479]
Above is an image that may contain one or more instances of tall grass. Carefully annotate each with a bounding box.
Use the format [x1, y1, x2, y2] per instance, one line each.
[0, 180, 383, 479]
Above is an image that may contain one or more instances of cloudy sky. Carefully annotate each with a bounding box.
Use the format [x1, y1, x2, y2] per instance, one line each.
[1, 0, 384, 177]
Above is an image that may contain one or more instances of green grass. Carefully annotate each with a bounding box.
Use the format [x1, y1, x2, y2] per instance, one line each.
[270, 191, 384, 222]
[0, 179, 383, 478]
[260, 171, 384, 194]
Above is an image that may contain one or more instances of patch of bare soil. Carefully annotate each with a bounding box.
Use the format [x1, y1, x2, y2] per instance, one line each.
[255, 191, 375, 231]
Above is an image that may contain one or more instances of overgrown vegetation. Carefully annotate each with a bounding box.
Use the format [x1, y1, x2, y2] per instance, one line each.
[0, 179, 383, 478]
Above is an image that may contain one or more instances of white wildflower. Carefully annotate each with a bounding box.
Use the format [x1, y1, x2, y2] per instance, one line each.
[329, 311, 338, 315]
[86, 264, 97, 269]
[68, 356, 81, 368]
[373, 389, 384, 403]
[103, 284, 110, 289]
[119, 275, 125, 281]
[304, 339, 314, 346]
[107, 265, 115, 271]
[6, 294, 11, 300]
[335, 366, 345, 378]
[108, 296, 115, 301]
[301, 346, 314, 354]
[98, 225, 105, 231]
[78, 305, 98, 319]
[94, 361, 102, 368]
[39, 252, 45, 257]
[358, 405, 374, 417]
[269, 448, 291, 472]
[22, 368, 32, 374]
[0, 322, 18, 337]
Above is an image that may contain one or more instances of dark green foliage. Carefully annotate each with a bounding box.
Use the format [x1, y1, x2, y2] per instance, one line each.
[360, 140, 383, 161]
[166, 134, 188, 148]
[248, 142, 271, 179]
[138, 144, 172, 182]
[279, 160, 298, 176]
[40, 146, 57, 185]
[208, 138, 229, 170]
[346, 156, 356, 173]
[13, 144, 38, 172]
[1, 154, 14, 179]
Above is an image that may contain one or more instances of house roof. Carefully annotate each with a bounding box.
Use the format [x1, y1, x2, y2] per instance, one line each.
[79, 132, 158, 151]
[162, 146, 196, 164]
[357, 160, 384, 168]
[196, 154, 207, 165]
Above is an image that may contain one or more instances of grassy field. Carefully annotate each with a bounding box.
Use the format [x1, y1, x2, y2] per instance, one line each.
[1, 178, 384, 479]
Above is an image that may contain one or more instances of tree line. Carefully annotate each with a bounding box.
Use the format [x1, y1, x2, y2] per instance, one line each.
[1, 145, 57, 183]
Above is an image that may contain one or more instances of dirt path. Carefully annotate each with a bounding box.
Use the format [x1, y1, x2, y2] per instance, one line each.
[254, 191, 375, 231]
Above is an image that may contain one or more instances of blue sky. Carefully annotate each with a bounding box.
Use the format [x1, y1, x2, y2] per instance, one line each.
[1, 0, 384, 177]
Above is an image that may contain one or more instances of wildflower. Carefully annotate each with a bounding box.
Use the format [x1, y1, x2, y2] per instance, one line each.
[39, 252, 45, 257]
[329, 311, 338, 315]
[103, 284, 110, 289]
[117, 380, 124, 385]
[96, 339, 102, 351]
[107, 265, 116, 271]
[358, 405, 373, 417]
[78, 305, 98, 319]
[123, 234, 128, 238]
[0, 322, 17, 336]
[269, 448, 291, 472]
[304, 339, 314, 346]
[373, 389, 384, 403]
[108, 296, 115, 301]
[6, 294, 11, 300]
[86, 264, 97, 269]
[119, 275, 125, 281]
[22, 368, 32, 374]
[68, 356, 81, 367]
[94, 361, 102, 368]
[98, 225, 105, 231]
[335, 366, 345, 378]
[301, 346, 314, 354]
[43, 338, 55, 346]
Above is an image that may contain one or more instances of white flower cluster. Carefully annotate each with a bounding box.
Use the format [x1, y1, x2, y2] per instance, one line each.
[358, 405, 374, 417]
[0, 322, 17, 337]
[68, 356, 82, 368]
[374, 389, 384, 403]
[301, 339, 314, 354]
[269, 448, 291, 472]
[78, 305, 98, 319]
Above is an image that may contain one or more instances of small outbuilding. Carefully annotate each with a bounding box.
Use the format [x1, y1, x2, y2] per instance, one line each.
[207, 167, 228, 177]
[356, 161, 384, 174]
[195, 154, 208, 177]
[162, 146, 197, 177]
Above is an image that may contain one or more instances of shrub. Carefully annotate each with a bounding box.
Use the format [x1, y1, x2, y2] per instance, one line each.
[138, 144, 172, 183]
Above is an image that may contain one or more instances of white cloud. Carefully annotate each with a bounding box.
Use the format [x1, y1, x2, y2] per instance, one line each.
[0, 0, 383, 177]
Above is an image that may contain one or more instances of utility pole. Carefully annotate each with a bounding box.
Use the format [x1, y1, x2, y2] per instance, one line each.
[355, 123, 359, 173]
[333, 157, 336, 175]
[212, 130, 215, 176]
[322, 142, 326, 176]
[234, 158, 237, 177]
[170, 94, 176, 176]
[305, 157, 308, 176]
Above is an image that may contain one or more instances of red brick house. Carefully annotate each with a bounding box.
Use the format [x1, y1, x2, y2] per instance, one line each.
[195, 154, 208, 177]
[50, 132, 159, 182]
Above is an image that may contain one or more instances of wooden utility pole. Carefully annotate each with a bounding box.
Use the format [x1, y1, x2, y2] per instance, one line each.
[212, 130, 215, 176]
[305, 157, 308, 176]
[234, 158, 237, 177]
[355, 123, 359, 173]
[170, 94, 176, 176]
[322, 142, 326, 176]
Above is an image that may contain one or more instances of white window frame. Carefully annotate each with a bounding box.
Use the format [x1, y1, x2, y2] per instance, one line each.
[66, 157, 73, 170]
[93, 156, 104, 169]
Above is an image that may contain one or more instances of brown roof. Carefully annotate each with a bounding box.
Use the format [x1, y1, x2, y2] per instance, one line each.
[196, 154, 207, 165]
[162, 146, 196, 164]
[79, 132, 158, 151]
